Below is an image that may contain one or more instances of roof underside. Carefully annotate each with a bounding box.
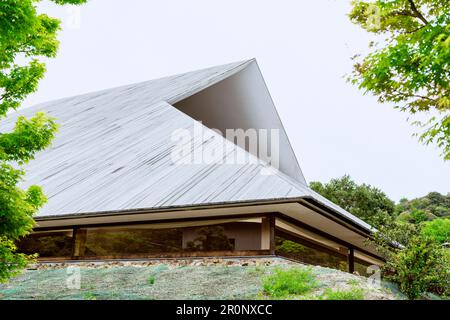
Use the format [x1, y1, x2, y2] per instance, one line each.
[1, 60, 373, 233]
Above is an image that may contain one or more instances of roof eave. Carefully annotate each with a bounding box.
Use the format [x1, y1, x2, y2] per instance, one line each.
[34, 195, 375, 237]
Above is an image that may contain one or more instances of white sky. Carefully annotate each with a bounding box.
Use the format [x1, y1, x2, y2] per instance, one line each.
[24, 0, 448, 202]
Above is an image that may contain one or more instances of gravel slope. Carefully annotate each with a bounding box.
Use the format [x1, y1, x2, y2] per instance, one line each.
[0, 257, 403, 300]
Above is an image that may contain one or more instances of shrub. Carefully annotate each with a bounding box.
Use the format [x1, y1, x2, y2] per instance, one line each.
[421, 218, 450, 244]
[147, 276, 156, 285]
[262, 267, 318, 298]
[383, 237, 450, 299]
[410, 209, 429, 223]
[371, 212, 450, 299]
[320, 287, 365, 300]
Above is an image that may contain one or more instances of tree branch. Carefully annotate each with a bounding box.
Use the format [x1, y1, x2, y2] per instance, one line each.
[405, 25, 426, 34]
[0, 92, 8, 102]
[408, 0, 429, 25]
[390, 88, 438, 103]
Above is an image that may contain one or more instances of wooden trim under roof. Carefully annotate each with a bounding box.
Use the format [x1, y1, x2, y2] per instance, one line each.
[33, 199, 383, 263]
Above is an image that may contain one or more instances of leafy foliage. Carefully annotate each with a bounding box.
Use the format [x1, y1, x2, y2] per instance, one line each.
[371, 212, 449, 299]
[0, 0, 86, 283]
[0, 237, 35, 282]
[262, 267, 318, 298]
[310, 175, 395, 224]
[383, 236, 449, 299]
[348, 0, 450, 159]
[397, 208, 431, 223]
[421, 218, 450, 243]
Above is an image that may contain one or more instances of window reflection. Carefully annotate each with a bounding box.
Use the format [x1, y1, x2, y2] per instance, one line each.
[275, 230, 348, 272]
[17, 221, 262, 259]
[16, 231, 73, 258]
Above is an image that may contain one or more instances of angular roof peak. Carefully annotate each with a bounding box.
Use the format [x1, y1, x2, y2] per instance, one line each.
[1, 60, 312, 217]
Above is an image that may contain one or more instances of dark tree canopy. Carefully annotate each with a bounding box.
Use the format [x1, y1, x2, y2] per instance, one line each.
[310, 175, 395, 224]
[396, 191, 450, 220]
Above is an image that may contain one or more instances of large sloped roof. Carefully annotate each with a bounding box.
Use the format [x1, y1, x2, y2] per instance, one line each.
[1, 60, 373, 233]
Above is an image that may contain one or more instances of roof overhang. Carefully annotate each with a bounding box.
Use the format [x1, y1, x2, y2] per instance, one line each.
[33, 197, 383, 264]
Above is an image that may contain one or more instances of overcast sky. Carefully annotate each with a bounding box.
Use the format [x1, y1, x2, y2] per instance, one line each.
[25, 0, 448, 202]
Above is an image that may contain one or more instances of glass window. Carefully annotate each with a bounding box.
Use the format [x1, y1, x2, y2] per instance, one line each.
[275, 229, 348, 272]
[83, 227, 184, 257]
[16, 230, 73, 259]
[16, 220, 265, 259]
[77, 221, 261, 258]
[354, 256, 378, 277]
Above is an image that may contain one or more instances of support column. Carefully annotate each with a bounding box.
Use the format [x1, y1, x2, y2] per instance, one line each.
[261, 215, 275, 255]
[347, 247, 355, 274]
[72, 228, 87, 259]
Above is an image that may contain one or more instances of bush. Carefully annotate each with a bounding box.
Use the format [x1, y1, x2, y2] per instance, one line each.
[320, 287, 365, 300]
[421, 218, 450, 244]
[410, 209, 429, 223]
[371, 212, 450, 299]
[262, 267, 318, 298]
[383, 237, 450, 299]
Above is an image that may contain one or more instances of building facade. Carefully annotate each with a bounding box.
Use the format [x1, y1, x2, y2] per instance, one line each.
[3, 60, 384, 273]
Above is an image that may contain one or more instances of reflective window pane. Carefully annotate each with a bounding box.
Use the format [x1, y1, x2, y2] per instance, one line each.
[275, 230, 348, 272]
[16, 231, 73, 259]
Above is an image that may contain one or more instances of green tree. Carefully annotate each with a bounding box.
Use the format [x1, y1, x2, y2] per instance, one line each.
[310, 175, 395, 224]
[395, 191, 450, 218]
[0, 0, 86, 282]
[349, 0, 450, 159]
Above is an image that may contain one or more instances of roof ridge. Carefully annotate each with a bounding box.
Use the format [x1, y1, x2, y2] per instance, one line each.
[17, 59, 254, 113]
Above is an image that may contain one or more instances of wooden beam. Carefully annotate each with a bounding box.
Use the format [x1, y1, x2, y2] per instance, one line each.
[347, 247, 355, 274]
[71, 228, 87, 259]
[34, 198, 374, 240]
[269, 215, 275, 255]
[261, 218, 269, 250]
[260, 215, 275, 254]
[300, 198, 373, 239]
[34, 213, 270, 232]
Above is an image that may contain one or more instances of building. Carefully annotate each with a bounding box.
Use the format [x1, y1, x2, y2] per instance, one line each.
[4, 59, 384, 273]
